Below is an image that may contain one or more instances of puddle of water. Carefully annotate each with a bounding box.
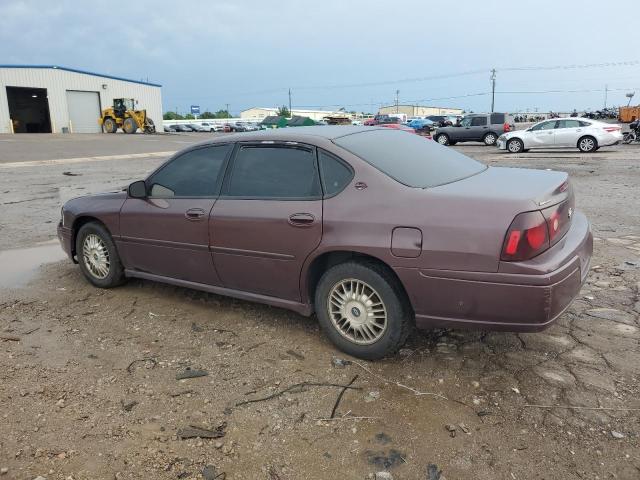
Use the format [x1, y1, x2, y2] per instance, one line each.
[0, 240, 68, 288]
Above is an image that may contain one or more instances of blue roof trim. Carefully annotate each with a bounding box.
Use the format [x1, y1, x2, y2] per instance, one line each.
[0, 64, 162, 87]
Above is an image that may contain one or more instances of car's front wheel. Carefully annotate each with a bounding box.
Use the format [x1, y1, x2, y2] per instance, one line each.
[314, 261, 412, 360]
[578, 135, 597, 153]
[483, 132, 497, 146]
[507, 138, 524, 153]
[435, 133, 450, 145]
[76, 222, 126, 288]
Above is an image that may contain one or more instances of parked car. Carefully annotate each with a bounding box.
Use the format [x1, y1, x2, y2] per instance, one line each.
[498, 118, 623, 153]
[163, 125, 176, 133]
[407, 118, 434, 131]
[187, 123, 206, 132]
[425, 115, 455, 127]
[58, 126, 592, 359]
[200, 122, 223, 132]
[434, 113, 514, 146]
[169, 124, 192, 133]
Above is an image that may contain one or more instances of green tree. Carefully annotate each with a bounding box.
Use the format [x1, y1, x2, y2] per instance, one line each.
[163, 111, 183, 120]
[199, 111, 215, 119]
[276, 105, 290, 117]
[214, 109, 231, 118]
[184, 113, 195, 120]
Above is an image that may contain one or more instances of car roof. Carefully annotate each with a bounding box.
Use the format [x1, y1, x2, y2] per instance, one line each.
[197, 126, 381, 146]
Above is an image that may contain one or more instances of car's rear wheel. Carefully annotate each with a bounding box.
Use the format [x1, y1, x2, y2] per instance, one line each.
[314, 261, 412, 360]
[507, 138, 524, 153]
[435, 133, 450, 145]
[483, 132, 497, 146]
[76, 222, 126, 288]
[578, 135, 597, 153]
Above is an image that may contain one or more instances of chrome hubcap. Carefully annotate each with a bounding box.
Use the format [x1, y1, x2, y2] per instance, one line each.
[486, 134, 496, 144]
[437, 135, 447, 144]
[580, 138, 594, 150]
[508, 140, 521, 152]
[328, 279, 387, 345]
[82, 234, 110, 279]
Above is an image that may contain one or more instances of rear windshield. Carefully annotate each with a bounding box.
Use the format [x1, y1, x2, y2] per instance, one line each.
[333, 129, 486, 188]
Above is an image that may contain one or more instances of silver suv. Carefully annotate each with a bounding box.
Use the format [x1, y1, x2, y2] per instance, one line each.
[434, 113, 514, 146]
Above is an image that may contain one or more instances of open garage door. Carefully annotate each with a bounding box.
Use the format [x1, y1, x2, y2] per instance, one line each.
[66, 90, 101, 133]
[6, 87, 52, 133]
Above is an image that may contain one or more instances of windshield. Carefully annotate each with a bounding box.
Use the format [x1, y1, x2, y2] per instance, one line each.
[333, 129, 486, 188]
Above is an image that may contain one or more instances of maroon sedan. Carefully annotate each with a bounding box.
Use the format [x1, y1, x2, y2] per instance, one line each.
[58, 126, 592, 359]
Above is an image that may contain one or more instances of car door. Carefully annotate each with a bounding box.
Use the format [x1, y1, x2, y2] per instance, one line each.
[119, 144, 233, 285]
[527, 120, 558, 148]
[553, 119, 582, 147]
[467, 116, 489, 142]
[210, 143, 323, 301]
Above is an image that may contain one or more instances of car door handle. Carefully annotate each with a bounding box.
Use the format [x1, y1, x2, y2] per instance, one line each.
[288, 213, 315, 227]
[185, 208, 206, 220]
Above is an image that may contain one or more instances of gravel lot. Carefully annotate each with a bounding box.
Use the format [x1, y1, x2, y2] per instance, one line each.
[1, 133, 639, 480]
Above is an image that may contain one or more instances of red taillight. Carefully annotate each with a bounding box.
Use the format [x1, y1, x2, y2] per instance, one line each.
[505, 230, 521, 255]
[501, 201, 573, 261]
[526, 223, 547, 249]
[603, 126, 621, 132]
[501, 211, 550, 261]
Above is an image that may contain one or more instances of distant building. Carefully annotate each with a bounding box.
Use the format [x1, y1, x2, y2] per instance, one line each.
[241, 107, 337, 122]
[0, 65, 162, 134]
[378, 104, 463, 117]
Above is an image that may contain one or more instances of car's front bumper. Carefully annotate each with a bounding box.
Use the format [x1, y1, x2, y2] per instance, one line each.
[57, 222, 75, 262]
[395, 211, 593, 332]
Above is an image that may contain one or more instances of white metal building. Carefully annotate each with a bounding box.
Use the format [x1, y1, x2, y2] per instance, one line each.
[378, 104, 463, 117]
[0, 65, 162, 134]
[240, 107, 338, 122]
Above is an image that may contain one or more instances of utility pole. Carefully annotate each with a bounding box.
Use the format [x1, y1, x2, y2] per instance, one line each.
[225, 104, 230, 118]
[395, 89, 399, 113]
[490, 69, 497, 112]
[604, 84, 608, 109]
[288, 88, 292, 116]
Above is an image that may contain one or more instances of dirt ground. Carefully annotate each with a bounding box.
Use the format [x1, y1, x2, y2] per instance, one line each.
[1, 134, 639, 480]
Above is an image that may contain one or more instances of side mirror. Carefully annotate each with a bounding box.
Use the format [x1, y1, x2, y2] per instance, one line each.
[128, 180, 147, 199]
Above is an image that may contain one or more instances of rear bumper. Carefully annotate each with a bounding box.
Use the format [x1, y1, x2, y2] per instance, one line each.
[395, 211, 593, 332]
[57, 222, 75, 261]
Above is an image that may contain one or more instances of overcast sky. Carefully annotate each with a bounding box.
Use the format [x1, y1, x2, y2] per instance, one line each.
[2, 0, 639, 115]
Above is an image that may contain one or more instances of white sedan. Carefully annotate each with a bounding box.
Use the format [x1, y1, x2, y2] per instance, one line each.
[497, 118, 623, 153]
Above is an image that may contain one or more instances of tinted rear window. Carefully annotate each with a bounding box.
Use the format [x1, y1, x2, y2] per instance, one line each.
[333, 129, 486, 188]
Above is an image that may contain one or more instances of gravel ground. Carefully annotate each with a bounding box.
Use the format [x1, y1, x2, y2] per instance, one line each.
[0, 136, 639, 480]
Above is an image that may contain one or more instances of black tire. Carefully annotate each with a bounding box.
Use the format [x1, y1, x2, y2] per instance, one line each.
[103, 117, 117, 133]
[506, 138, 524, 154]
[123, 117, 138, 134]
[435, 133, 450, 146]
[75, 222, 126, 288]
[483, 132, 498, 146]
[314, 261, 413, 360]
[448, 140, 457, 146]
[577, 135, 597, 153]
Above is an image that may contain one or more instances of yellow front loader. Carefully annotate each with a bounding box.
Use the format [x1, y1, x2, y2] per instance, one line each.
[99, 98, 155, 134]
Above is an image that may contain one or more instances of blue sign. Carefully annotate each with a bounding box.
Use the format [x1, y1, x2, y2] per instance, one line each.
[190, 105, 200, 115]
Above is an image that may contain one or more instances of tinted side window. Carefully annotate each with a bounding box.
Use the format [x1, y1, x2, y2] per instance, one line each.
[558, 120, 580, 128]
[319, 150, 353, 196]
[578, 121, 591, 127]
[471, 116, 488, 126]
[490, 113, 505, 124]
[149, 144, 232, 197]
[530, 121, 557, 131]
[227, 146, 320, 199]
